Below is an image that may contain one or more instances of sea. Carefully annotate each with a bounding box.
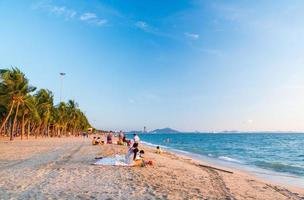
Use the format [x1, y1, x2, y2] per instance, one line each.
[129, 133, 304, 188]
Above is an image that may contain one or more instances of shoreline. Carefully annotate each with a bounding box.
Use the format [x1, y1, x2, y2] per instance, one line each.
[0, 137, 303, 199]
[141, 140, 304, 189]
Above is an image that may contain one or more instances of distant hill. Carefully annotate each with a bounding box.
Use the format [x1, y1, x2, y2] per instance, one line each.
[150, 128, 180, 134]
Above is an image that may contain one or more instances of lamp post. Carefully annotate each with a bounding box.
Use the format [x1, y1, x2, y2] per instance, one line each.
[59, 72, 66, 102]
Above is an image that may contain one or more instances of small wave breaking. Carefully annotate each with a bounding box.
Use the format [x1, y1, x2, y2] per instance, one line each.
[218, 156, 243, 164]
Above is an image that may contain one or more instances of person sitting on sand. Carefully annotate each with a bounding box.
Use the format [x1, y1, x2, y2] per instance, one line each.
[98, 137, 105, 145]
[117, 131, 124, 145]
[136, 150, 145, 159]
[122, 136, 127, 145]
[155, 146, 162, 154]
[122, 136, 132, 146]
[134, 150, 153, 167]
[92, 136, 98, 145]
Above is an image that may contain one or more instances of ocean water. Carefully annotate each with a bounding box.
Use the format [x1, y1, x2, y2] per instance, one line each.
[130, 133, 304, 185]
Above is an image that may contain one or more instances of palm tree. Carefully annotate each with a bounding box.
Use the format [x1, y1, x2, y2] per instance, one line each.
[67, 100, 79, 135]
[19, 94, 36, 140]
[28, 99, 41, 139]
[0, 68, 36, 140]
[57, 102, 68, 136]
[35, 89, 54, 137]
[0, 84, 10, 136]
[0, 67, 92, 140]
[0, 69, 13, 136]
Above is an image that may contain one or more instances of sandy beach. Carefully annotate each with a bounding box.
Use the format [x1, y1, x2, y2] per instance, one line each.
[0, 137, 303, 200]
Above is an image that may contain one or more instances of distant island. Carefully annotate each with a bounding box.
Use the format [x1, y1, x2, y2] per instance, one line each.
[125, 129, 304, 135]
[149, 128, 180, 134]
[125, 128, 180, 134]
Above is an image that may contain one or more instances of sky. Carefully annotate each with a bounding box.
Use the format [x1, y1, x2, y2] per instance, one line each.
[1, 0, 304, 132]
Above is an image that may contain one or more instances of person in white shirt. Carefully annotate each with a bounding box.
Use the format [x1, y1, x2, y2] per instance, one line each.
[133, 134, 140, 144]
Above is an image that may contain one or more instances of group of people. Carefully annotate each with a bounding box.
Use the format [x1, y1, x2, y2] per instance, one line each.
[92, 136, 104, 145]
[125, 134, 154, 167]
[117, 132, 131, 146]
[92, 131, 141, 147]
[92, 133, 162, 167]
[91, 131, 120, 145]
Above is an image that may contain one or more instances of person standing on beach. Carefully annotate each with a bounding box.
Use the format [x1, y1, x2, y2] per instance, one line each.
[107, 132, 113, 144]
[134, 134, 140, 144]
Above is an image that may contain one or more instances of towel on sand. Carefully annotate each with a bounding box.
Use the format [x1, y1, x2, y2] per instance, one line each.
[94, 155, 130, 166]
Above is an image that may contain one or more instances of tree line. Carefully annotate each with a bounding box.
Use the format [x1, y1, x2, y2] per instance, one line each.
[0, 67, 91, 140]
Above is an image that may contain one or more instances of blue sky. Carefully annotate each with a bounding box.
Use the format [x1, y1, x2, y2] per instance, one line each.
[1, 0, 304, 132]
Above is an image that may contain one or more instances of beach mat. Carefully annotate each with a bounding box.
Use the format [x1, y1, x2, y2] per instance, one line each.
[94, 155, 130, 166]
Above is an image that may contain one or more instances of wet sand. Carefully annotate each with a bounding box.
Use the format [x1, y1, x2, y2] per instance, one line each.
[0, 137, 303, 200]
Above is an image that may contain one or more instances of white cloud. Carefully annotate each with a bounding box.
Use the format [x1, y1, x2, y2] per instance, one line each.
[184, 32, 200, 40]
[48, 6, 77, 19]
[135, 21, 149, 31]
[80, 12, 97, 21]
[95, 19, 108, 26]
[79, 12, 107, 26]
[33, 2, 107, 26]
[134, 21, 175, 40]
[66, 10, 77, 19]
[50, 6, 65, 15]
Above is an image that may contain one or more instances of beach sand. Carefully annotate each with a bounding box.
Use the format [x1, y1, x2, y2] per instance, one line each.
[0, 137, 303, 200]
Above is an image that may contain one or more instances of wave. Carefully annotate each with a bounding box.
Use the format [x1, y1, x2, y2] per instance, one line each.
[141, 141, 193, 155]
[141, 141, 158, 147]
[170, 149, 193, 155]
[141, 140, 304, 177]
[254, 161, 304, 176]
[141, 141, 169, 150]
[218, 156, 243, 164]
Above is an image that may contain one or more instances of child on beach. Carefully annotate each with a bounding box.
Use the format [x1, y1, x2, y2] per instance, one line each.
[134, 150, 153, 167]
[155, 146, 162, 154]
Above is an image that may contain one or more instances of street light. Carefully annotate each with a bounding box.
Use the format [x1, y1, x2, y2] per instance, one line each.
[59, 72, 66, 102]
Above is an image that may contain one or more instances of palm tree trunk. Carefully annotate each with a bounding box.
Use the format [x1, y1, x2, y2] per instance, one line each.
[35, 125, 40, 139]
[8, 120, 12, 137]
[47, 123, 50, 137]
[21, 113, 25, 140]
[3, 117, 6, 136]
[30, 122, 35, 134]
[64, 127, 67, 137]
[27, 121, 31, 139]
[11, 101, 20, 141]
[0, 116, 4, 135]
[0, 101, 15, 135]
[35, 126, 38, 139]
